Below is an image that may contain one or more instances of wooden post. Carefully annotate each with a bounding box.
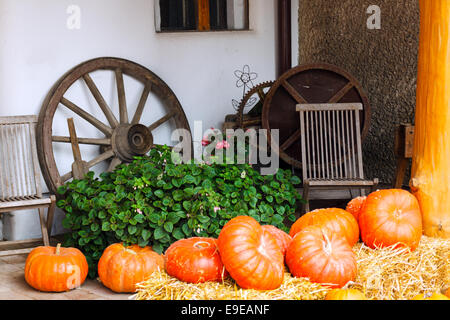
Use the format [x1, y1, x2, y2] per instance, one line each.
[393, 124, 414, 189]
[277, 0, 292, 77]
[411, 0, 450, 238]
[197, 0, 211, 31]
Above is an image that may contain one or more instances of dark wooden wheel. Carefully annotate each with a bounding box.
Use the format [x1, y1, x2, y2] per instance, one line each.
[37, 57, 191, 194]
[262, 63, 371, 168]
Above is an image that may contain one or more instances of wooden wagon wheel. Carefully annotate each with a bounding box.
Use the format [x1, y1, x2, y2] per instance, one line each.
[262, 63, 371, 169]
[37, 57, 191, 194]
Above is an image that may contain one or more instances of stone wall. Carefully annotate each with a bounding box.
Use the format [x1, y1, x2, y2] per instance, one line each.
[298, 0, 420, 184]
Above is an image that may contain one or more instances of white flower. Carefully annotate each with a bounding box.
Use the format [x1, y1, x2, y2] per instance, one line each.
[241, 171, 246, 179]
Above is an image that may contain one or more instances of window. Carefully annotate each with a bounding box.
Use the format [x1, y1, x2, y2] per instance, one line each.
[155, 0, 249, 32]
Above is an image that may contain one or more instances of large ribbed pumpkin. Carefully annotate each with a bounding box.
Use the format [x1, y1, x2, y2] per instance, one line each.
[98, 243, 164, 293]
[24, 243, 88, 292]
[218, 216, 284, 290]
[286, 225, 357, 288]
[289, 208, 359, 247]
[261, 225, 292, 255]
[411, 0, 450, 239]
[164, 237, 227, 283]
[345, 196, 367, 222]
[359, 189, 422, 251]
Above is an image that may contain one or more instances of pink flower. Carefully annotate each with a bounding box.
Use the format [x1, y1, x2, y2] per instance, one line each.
[216, 141, 224, 150]
[202, 134, 211, 146]
[136, 208, 143, 214]
[216, 140, 230, 150]
[214, 207, 221, 213]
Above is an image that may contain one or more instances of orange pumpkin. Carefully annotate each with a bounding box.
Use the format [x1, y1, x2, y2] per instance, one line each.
[345, 196, 367, 222]
[286, 225, 357, 289]
[289, 208, 359, 247]
[325, 288, 367, 300]
[24, 243, 88, 292]
[359, 189, 422, 251]
[261, 225, 292, 255]
[412, 293, 449, 300]
[218, 216, 284, 290]
[164, 237, 227, 283]
[98, 243, 164, 293]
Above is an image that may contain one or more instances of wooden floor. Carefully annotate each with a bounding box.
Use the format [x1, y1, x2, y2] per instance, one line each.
[0, 254, 131, 300]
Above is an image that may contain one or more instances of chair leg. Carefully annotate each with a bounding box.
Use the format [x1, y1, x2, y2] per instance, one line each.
[46, 195, 56, 239]
[371, 178, 380, 193]
[302, 183, 310, 214]
[360, 188, 367, 197]
[38, 207, 50, 246]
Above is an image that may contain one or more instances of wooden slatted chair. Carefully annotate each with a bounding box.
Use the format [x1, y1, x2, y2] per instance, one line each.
[0, 115, 56, 256]
[296, 103, 379, 213]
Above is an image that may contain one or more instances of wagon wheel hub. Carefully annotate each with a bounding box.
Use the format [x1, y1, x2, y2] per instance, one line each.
[112, 124, 154, 162]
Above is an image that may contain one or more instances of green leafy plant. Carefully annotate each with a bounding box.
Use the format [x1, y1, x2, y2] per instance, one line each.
[57, 145, 303, 277]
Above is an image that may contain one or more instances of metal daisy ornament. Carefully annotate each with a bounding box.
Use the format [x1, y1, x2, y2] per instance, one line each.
[232, 65, 258, 111]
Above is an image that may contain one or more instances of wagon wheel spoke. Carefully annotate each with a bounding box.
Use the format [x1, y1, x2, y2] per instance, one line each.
[59, 149, 115, 183]
[107, 157, 122, 172]
[280, 129, 302, 151]
[115, 68, 128, 124]
[281, 80, 308, 104]
[131, 82, 152, 125]
[52, 136, 111, 146]
[60, 97, 113, 136]
[148, 111, 176, 132]
[82, 73, 119, 128]
[328, 81, 354, 103]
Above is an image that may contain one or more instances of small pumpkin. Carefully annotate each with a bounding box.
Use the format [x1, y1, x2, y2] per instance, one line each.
[412, 293, 449, 300]
[286, 225, 357, 289]
[445, 287, 450, 298]
[24, 243, 88, 292]
[289, 208, 359, 247]
[359, 189, 422, 251]
[325, 288, 367, 300]
[218, 216, 284, 290]
[98, 243, 164, 293]
[261, 225, 292, 255]
[164, 237, 227, 283]
[345, 196, 367, 222]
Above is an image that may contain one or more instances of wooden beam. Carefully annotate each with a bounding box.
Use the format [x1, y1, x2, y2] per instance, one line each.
[277, 0, 292, 77]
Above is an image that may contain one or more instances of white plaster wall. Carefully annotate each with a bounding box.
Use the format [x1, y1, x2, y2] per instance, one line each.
[0, 0, 297, 240]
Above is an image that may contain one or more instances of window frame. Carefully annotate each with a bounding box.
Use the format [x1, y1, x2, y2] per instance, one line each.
[154, 0, 250, 33]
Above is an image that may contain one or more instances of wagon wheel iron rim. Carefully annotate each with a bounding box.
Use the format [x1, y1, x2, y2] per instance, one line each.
[261, 63, 371, 169]
[37, 57, 191, 194]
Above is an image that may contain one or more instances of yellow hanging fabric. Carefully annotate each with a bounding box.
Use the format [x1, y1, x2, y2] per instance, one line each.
[411, 0, 450, 238]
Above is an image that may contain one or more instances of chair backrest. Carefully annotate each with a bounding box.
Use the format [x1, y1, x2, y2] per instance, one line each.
[296, 103, 365, 181]
[0, 115, 42, 201]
